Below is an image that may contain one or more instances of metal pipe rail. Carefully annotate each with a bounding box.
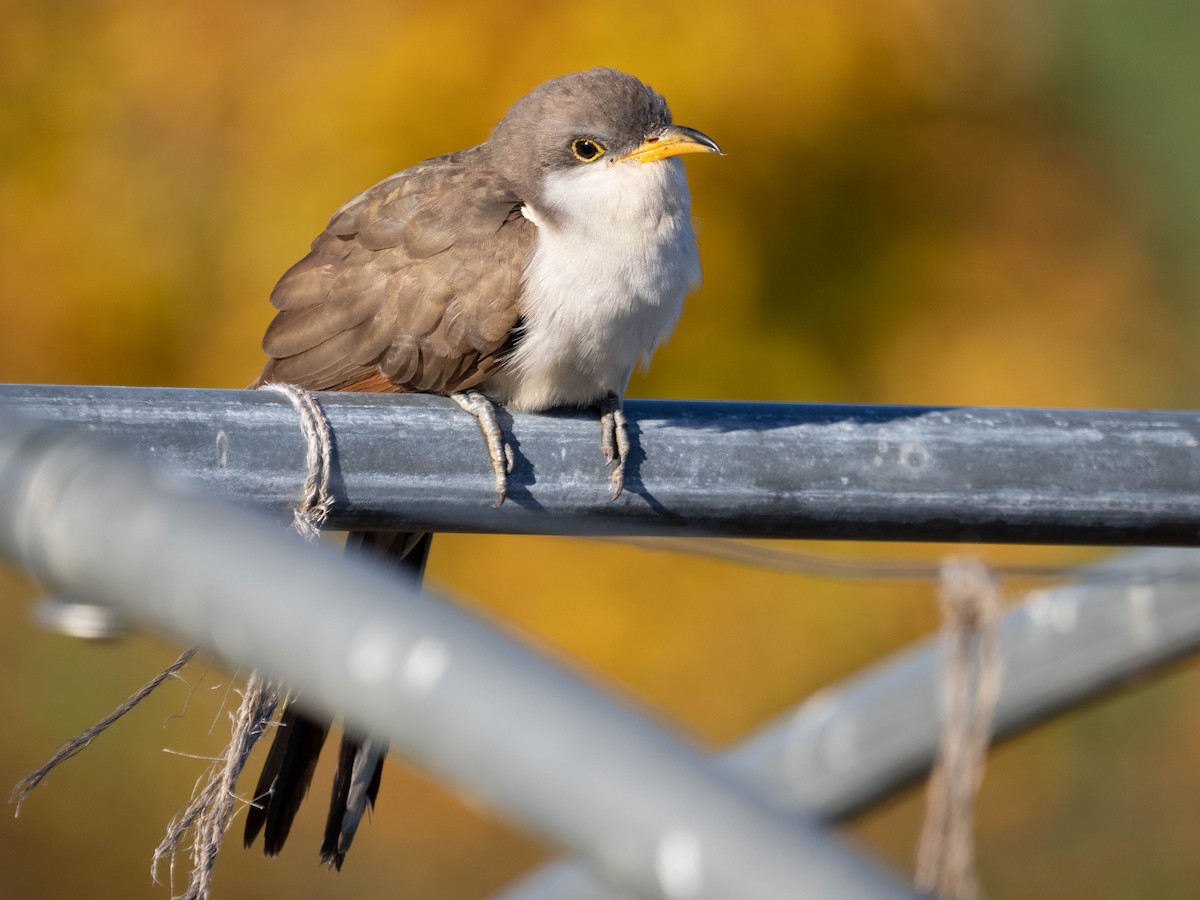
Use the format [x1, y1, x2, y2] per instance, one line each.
[0, 409, 914, 900]
[498, 547, 1200, 898]
[2, 383, 1200, 544]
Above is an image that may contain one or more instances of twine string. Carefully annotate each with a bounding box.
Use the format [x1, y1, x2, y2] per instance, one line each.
[916, 557, 1004, 899]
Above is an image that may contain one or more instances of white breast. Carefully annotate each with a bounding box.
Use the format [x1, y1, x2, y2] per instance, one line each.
[486, 157, 701, 412]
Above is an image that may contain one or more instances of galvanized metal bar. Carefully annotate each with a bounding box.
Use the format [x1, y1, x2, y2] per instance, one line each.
[0, 409, 915, 900]
[2, 383, 1200, 545]
[497, 548, 1200, 899]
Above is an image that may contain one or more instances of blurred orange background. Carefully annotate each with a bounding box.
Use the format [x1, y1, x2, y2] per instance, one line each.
[3, 1, 1200, 897]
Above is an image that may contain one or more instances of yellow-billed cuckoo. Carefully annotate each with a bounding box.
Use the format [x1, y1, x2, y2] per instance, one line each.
[243, 67, 719, 868]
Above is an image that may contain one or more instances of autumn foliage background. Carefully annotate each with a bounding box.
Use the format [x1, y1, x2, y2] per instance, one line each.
[4, 2, 1200, 898]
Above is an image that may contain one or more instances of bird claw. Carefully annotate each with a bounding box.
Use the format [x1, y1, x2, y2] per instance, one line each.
[451, 391, 511, 507]
[454, 390, 629, 505]
[599, 394, 630, 501]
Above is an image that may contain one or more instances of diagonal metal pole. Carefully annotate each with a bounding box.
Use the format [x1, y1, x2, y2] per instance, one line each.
[0, 409, 915, 900]
[497, 548, 1200, 899]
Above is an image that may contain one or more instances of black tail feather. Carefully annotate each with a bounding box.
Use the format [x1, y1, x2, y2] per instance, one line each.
[319, 735, 358, 869]
[244, 530, 431, 864]
[243, 706, 329, 855]
[319, 735, 387, 869]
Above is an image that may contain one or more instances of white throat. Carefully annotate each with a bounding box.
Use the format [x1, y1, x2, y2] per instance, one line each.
[487, 157, 701, 412]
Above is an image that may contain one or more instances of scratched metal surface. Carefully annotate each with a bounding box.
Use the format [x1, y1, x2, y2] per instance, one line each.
[1, 383, 1198, 543]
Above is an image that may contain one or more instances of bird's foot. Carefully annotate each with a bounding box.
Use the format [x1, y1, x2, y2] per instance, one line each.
[599, 392, 630, 501]
[452, 391, 514, 507]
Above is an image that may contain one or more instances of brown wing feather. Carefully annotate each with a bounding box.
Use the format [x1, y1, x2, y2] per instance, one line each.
[254, 147, 532, 394]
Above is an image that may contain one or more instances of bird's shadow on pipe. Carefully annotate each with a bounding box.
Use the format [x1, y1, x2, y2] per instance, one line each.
[491, 406, 546, 513]
[504, 406, 676, 521]
[613, 417, 676, 520]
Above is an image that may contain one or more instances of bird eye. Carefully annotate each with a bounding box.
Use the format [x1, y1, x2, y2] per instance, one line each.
[570, 138, 606, 162]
